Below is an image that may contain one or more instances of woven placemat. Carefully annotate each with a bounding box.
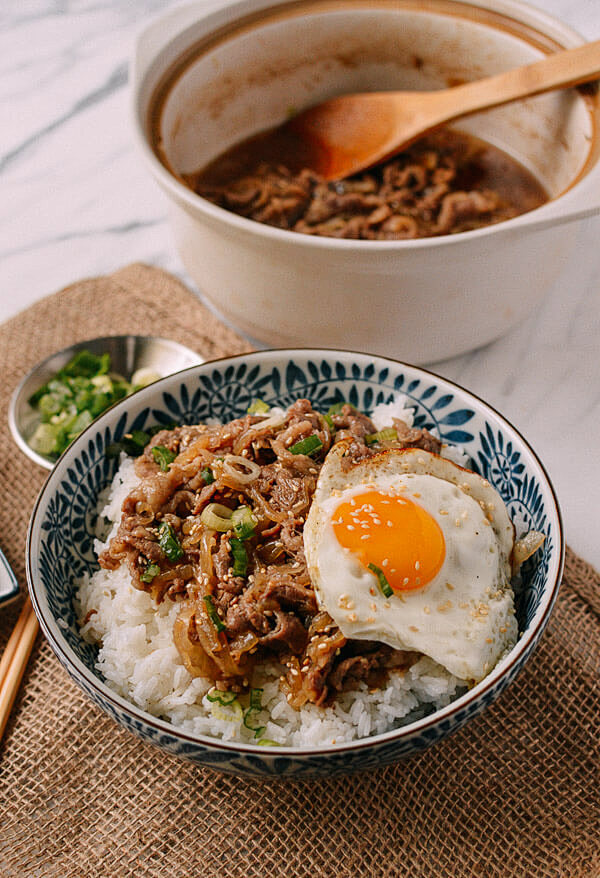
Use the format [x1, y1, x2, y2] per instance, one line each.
[0, 264, 598, 878]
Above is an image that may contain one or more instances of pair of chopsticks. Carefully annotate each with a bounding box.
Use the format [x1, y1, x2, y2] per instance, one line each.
[0, 596, 38, 741]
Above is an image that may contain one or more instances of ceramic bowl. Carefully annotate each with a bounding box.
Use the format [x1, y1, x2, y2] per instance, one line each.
[27, 349, 563, 778]
[9, 335, 202, 470]
[131, 0, 600, 363]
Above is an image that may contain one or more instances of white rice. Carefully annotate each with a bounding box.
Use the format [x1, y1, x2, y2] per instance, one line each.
[75, 403, 467, 748]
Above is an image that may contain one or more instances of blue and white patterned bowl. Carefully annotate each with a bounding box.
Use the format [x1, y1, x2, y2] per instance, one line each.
[27, 350, 564, 778]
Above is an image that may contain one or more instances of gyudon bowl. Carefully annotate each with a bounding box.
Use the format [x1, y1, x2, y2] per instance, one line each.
[27, 350, 563, 778]
[132, 0, 600, 362]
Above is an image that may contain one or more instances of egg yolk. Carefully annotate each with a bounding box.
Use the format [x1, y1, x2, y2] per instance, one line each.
[332, 489, 446, 592]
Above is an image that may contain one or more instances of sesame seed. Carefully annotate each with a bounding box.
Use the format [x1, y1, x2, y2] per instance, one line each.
[423, 606, 430, 614]
[415, 561, 420, 571]
[439, 510, 448, 515]
[348, 613, 357, 622]
[409, 625, 419, 632]
[445, 582, 454, 591]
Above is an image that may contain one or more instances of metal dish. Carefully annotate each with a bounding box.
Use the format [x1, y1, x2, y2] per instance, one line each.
[9, 335, 203, 470]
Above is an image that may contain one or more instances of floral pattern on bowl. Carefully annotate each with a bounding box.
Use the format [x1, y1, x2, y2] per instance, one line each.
[27, 350, 564, 778]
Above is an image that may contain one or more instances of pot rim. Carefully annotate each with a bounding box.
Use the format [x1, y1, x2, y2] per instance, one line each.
[131, 0, 600, 252]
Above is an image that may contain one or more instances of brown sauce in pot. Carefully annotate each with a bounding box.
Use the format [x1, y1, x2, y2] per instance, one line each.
[185, 126, 548, 239]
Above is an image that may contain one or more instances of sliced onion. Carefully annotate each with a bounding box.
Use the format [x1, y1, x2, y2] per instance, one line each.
[513, 530, 546, 574]
[222, 454, 261, 485]
[232, 411, 287, 454]
[246, 485, 289, 524]
[228, 630, 259, 662]
[173, 604, 221, 679]
[198, 529, 217, 581]
[134, 501, 154, 524]
[200, 502, 234, 532]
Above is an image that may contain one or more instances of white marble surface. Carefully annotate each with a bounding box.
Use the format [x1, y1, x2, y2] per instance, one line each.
[1, 0, 599, 568]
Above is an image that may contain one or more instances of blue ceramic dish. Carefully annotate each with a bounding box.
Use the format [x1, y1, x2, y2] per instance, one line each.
[27, 350, 564, 778]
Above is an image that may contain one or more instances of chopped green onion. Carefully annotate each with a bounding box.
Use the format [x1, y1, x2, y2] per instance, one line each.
[200, 503, 234, 532]
[201, 466, 215, 485]
[365, 427, 398, 446]
[231, 505, 257, 540]
[323, 413, 335, 430]
[27, 349, 146, 458]
[326, 401, 351, 417]
[247, 399, 270, 415]
[249, 687, 263, 711]
[203, 595, 226, 632]
[152, 445, 176, 471]
[206, 689, 238, 705]
[289, 435, 323, 456]
[256, 738, 280, 747]
[243, 687, 266, 738]
[230, 537, 248, 577]
[207, 693, 243, 723]
[140, 562, 160, 583]
[121, 429, 152, 456]
[368, 563, 393, 598]
[131, 367, 160, 389]
[158, 522, 183, 562]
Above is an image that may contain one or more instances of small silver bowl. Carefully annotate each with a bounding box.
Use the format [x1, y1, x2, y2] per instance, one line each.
[9, 335, 203, 469]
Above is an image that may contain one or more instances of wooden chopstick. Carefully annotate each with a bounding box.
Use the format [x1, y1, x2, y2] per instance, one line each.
[0, 596, 39, 741]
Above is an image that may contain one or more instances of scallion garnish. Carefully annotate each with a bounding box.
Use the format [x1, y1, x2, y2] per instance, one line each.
[206, 689, 238, 705]
[231, 505, 257, 540]
[365, 427, 398, 446]
[152, 445, 176, 471]
[256, 738, 280, 747]
[157, 522, 183, 562]
[200, 503, 234, 532]
[243, 687, 266, 738]
[201, 466, 215, 484]
[203, 595, 226, 632]
[121, 429, 152, 456]
[368, 563, 393, 598]
[247, 399, 270, 414]
[140, 562, 160, 583]
[229, 537, 248, 577]
[289, 435, 323, 456]
[27, 349, 151, 458]
[326, 401, 352, 417]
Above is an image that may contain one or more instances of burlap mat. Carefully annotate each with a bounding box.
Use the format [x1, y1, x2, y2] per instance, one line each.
[0, 264, 598, 878]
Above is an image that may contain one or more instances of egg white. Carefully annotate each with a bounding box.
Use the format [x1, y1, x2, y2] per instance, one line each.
[304, 442, 518, 682]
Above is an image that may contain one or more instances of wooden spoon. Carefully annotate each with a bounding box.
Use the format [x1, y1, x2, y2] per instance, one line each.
[288, 39, 600, 181]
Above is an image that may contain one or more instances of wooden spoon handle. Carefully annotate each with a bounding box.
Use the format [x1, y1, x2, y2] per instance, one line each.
[425, 38, 600, 122]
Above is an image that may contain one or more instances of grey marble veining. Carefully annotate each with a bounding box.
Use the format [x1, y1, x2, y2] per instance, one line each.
[1, 0, 599, 567]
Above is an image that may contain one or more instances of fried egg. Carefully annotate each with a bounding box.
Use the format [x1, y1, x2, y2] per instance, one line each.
[304, 441, 518, 682]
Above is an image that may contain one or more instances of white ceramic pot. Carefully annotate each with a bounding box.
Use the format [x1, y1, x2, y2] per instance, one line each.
[132, 0, 600, 363]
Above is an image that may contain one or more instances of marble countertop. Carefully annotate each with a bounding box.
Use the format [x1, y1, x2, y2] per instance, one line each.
[2, 0, 599, 569]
